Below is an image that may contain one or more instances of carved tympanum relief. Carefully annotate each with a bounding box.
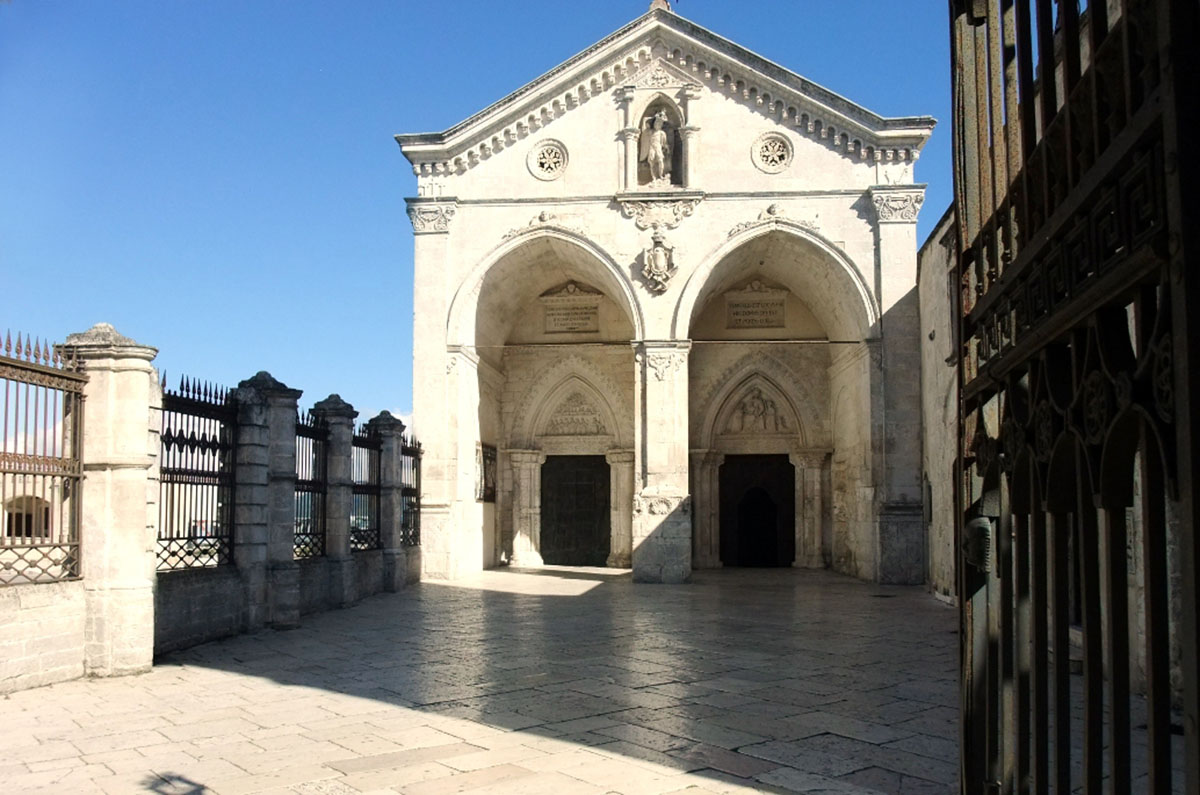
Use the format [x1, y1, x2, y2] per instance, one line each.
[543, 391, 607, 436]
[723, 386, 790, 434]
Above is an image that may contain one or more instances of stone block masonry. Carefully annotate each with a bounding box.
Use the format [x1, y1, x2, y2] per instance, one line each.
[0, 322, 422, 695]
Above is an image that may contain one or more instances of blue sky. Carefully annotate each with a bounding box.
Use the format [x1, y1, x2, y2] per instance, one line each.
[0, 1, 951, 423]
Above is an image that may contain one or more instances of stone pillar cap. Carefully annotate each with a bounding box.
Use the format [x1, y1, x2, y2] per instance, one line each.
[366, 410, 407, 433]
[236, 370, 303, 399]
[61, 322, 157, 359]
[312, 393, 358, 419]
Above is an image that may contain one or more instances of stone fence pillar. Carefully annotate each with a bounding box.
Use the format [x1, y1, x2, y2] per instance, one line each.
[368, 411, 409, 591]
[313, 395, 357, 607]
[233, 371, 302, 631]
[61, 323, 159, 678]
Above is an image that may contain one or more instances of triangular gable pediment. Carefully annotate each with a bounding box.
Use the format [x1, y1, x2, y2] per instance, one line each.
[396, 10, 935, 178]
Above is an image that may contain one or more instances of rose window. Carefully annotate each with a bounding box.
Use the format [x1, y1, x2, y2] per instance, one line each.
[528, 140, 568, 181]
[753, 133, 793, 174]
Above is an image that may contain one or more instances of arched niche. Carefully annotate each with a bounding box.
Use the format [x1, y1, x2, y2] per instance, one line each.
[635, 94, 685, 188]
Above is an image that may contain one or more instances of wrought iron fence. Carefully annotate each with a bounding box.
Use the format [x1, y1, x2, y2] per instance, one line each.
[350, 423, 381, 551]
[401, 432, 422, 546]
[158, 375, 236, 571]
[294, 410, 327, 559]
[0, 333, 85, 586]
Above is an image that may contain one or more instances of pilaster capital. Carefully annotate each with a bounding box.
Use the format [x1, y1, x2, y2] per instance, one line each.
[605, 449, 636, 465]
[678, 125, 700, 139]
[868, 185, 926, 224]
[619, 127, 641, 142]
[789, 449, 831, 468]
[311, 393, 358, 423]
[60, 322, 157, 363]
[690, 448, 726, 467]
[617, 86, 638, 103]
[636, 340, 691, 382]
[508, 449, 546, 467]
[406, 198, 458, 234]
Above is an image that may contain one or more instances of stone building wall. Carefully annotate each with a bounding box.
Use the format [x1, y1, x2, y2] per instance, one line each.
[917, 205, 957, 599]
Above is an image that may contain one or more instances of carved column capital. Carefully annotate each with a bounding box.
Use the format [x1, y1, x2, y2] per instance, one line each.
[605, 449, 636, 465]
[868, 186, 926, 224]
[789, 450, 831, 468]
[507, 449, 546, 467]
[406, 199, 458, 234]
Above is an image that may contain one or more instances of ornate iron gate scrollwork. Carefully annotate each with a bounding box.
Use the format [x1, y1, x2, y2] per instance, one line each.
[949, 0, 1200, 792]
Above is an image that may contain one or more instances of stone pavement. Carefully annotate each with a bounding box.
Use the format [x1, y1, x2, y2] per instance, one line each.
[0, 568, 959, 794]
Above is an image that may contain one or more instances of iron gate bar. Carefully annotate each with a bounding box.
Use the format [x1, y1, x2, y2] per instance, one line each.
[294, 410, 328, 560]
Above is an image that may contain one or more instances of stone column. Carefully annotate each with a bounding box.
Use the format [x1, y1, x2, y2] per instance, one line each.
[632, 342, 692, 583]
[790, 451, 827, 569]
[617, 86, 638, 191]
[234, 371, 303, 630]
[870, 185, 926, 584]
[509, 450, 545, 567]
[313, 394, 357, 607]
[60, 323, 158, 678]
[689, 449, 724, 569]
[407, 197, 455, 579]
[368, 410, 408, 591]
[605, 450, 635, 568]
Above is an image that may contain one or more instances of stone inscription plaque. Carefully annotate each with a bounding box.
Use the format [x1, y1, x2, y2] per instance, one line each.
[726, 296, 785, 328]
[544, 302, 600, 333]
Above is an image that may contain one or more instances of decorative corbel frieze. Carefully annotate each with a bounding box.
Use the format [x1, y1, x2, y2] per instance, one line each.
[727, 203, 818, 238]
[869, 186, 926, 223]
[407, 200, 457, 234]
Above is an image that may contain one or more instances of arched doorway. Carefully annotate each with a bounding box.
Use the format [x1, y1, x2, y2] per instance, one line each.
[719, 456, 795, 566]
[452, 228, 640, 571]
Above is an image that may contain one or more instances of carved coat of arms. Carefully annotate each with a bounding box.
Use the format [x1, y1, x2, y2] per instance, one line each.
[640, 229, 676, 293]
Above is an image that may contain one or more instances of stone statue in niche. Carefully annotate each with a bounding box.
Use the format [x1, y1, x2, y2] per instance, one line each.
[640, 229, 676, 292]
[725, 386, 789, 433]
[639, 110, 673, 186]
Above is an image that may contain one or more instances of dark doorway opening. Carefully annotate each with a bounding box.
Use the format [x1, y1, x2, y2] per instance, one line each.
[541, 455, 610, 566]
[719, 454, 795, 567]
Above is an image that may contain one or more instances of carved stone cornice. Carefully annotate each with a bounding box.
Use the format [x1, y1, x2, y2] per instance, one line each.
[406, 200, 457, 234]
[869, 186, 926, 224]
[616, 191, 703, 230]
[727, 203, 817, 238]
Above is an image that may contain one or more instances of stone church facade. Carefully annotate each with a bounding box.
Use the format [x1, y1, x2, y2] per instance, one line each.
[397, 3, 934, 584]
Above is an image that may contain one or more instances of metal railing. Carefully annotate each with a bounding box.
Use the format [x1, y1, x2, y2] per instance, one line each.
[294, 410, 328, 559]
[350, 424, 381, 551]
[0, 333, 85, 586]
[401, 432, 422, 547]
[158, 376, 236, 571]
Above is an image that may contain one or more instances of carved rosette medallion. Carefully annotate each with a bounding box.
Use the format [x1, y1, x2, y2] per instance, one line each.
[527, 139, 568, 181]
[870, 189, 925, 223]
[407, 202, 457, 234]
[619, 199, 700, 231]
[639, 229, 677, 293]
[633, 493, 691, 516]
[752, 132, 794, 174]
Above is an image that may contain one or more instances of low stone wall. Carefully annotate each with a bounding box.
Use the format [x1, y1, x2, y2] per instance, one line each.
[154, 568, 244, 657]
[353, 550, 383, 602]
[299, 558, 331, 616]
[0, 581, 86, 694]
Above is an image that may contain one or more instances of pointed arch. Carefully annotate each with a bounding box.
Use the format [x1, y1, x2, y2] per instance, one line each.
[509, 355, 630, 449]
[672, 222, 879, 342]
[445, 227, 644, 351]
[694, 351, 828, 450]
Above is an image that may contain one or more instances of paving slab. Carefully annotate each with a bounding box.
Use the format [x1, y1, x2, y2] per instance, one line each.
[0, 568, 958, 793]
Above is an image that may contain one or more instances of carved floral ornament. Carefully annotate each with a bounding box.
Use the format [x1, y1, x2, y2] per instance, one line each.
[619, 198, 700, 230]
[644, 349, 686, 381]
[870, 189, 925, 223]
[752, 132, 793, 174]
[407, 202, 456, 234]
[633, 493, 691, 516]
[727, 204, 818, 238]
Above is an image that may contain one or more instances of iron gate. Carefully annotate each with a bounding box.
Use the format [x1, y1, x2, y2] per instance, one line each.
[949, 0, 1199, 792]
